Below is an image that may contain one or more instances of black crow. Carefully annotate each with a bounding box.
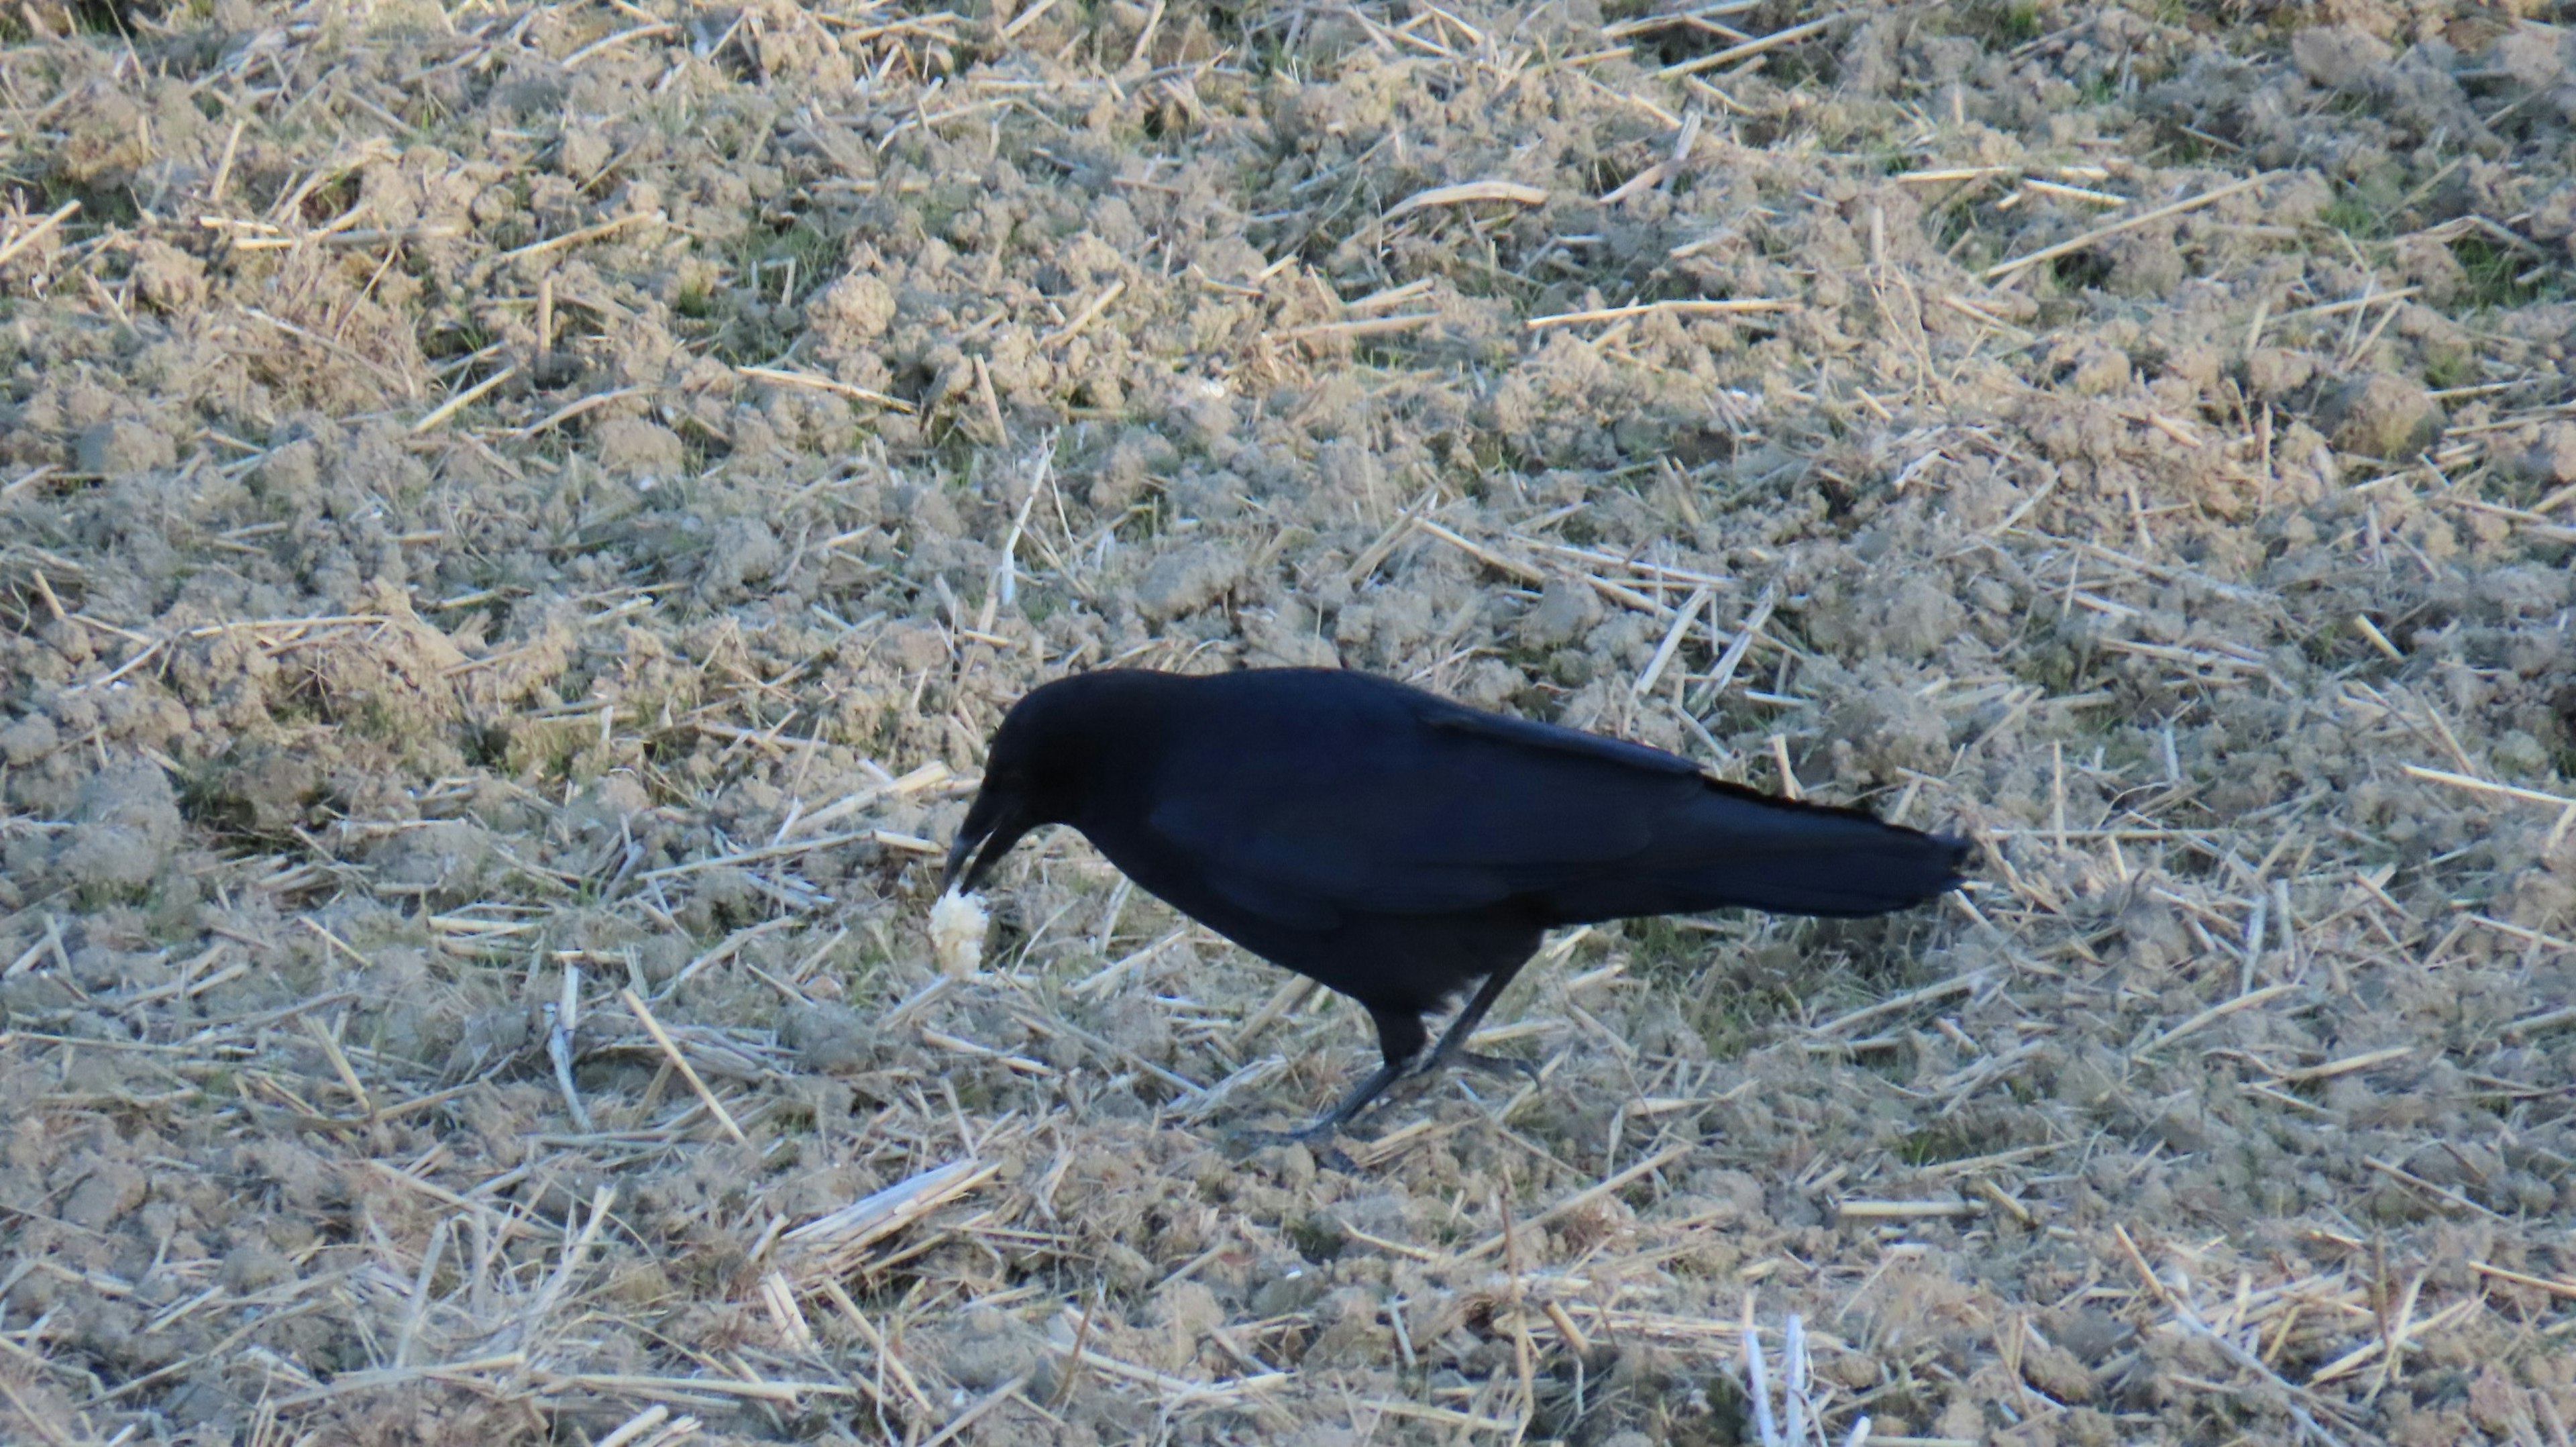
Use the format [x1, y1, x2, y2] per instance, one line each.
[942, 667, 1967, 1141]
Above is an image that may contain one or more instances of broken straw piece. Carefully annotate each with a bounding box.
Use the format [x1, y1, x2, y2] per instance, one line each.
[929, 888, 989, 978]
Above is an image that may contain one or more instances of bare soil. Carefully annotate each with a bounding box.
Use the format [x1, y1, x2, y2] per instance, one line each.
[5, 0, 2576, 1442]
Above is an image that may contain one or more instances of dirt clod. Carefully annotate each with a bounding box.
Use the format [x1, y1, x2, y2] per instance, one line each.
[2514, 422, 2576, 484]
[2322, 372, 2446, 458]
[74, 420, 175, 478]
[2292, 25, 2396, 92]
[1132, 541, 1246, 621]
[592, 415, 686, 480]
[54, 763, 182, 892]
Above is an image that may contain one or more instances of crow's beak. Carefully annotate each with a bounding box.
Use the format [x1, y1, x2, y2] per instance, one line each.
[941, 786, 1030, 896]
[938, 825, 985, 896]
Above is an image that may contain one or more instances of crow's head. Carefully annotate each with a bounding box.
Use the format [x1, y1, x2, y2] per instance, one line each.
[941, 670, 1144, 894]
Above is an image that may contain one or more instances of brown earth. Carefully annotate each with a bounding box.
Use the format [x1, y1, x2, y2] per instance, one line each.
[4, 0, 2576, 1442]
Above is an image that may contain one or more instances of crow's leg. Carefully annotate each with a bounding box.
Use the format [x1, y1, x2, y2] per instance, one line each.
[1261, 1006, 1426, 1144]
[1415, 963, 1538, 1082]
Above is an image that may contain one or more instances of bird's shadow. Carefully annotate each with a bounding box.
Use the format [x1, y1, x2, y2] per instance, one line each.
[1212, 1051, 1547, 1172]
[1219, 1130, 1362, 1175]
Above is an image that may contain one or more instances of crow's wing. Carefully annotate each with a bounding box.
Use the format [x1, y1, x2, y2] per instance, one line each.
[1141, 694, 1697, 928]
[1143, 688, 1962, 930]
[1414, 701, 1707, 778]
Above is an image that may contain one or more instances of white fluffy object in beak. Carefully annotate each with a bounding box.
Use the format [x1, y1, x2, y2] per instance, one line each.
[928, 888, 989, 979]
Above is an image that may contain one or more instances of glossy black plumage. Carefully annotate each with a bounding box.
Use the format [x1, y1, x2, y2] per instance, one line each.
[943, 667, 1968, 1140]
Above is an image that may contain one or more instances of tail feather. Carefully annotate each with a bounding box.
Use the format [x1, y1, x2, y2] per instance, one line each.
[1535, 784, 1968, 924]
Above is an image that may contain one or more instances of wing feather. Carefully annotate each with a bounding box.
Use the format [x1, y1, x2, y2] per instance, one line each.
[1143, 694, 1686, 926]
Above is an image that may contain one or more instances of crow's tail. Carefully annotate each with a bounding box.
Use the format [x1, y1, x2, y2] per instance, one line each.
[1538, 780, 1969, 923]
